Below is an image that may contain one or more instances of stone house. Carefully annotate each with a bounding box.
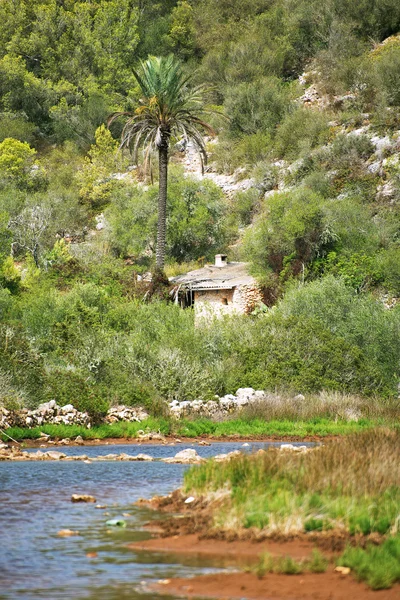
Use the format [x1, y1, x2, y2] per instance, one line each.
[171, 255, 264, 321]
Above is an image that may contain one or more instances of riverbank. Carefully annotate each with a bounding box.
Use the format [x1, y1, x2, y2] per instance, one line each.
[151, 570, 400, 600]
[0, 416, 386, 445]
[129, 429, 400, 597]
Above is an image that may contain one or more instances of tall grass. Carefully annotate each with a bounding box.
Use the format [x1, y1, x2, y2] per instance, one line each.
[184, 429, 400, 536]
[239, 391, 400, 422]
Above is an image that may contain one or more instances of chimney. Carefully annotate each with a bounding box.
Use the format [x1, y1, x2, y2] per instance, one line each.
[215, 254, 228, 267]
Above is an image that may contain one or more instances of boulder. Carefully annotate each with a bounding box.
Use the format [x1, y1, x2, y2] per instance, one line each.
[162, 448, 204, 464]
[45, 451, 66, 460]
[71, 494, 96, 503]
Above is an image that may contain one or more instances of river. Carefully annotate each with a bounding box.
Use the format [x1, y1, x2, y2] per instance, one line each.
[0, 441, 312, 599]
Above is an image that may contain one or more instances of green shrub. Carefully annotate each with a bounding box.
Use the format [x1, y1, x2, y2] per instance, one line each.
[45, 369, 109, 423]
[243, 189, 335, 280]
[224, 76, 293, 136]
[304, 518, 324, 532]
[339, 535, 400, 590]
[274, 109, 330, 160]
[0, 324, 45, 408]
[106, 169, 229, 262]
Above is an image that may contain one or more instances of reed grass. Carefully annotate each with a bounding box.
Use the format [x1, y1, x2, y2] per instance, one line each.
[184, 429, 400, 537]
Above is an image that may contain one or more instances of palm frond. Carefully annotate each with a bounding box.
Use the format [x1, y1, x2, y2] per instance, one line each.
[109, 55, 219, 170]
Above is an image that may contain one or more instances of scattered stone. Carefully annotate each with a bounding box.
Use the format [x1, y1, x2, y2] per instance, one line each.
[167, 388, 298, 420]
[214, 450, 242, 462]
[75, 436, 84, 445]
[57, 529, 79, 537]
[71, 494, 96, 503]
[134, 453, 154, 461]
[45, 451, 66, 460]
[293, 394, 305, 402]
[335, 566, 351, 576]
[162, 448, 204, 464]
[280, 444, 308, 453]
[96, 454, 119, 461]
[0, 401, 91, 430]
[105, 405, 149, 424]
[95, 505, 107, 509]
[86, 552, 98, 558]
[198, 440, 211, 446]
[138, 432, 166, 442]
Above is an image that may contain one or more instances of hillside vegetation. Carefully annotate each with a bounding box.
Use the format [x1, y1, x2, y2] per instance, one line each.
[0, 0, 400, 416]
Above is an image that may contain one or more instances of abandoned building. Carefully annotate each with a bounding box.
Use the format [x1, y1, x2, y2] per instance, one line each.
[171, 255, 264, 320]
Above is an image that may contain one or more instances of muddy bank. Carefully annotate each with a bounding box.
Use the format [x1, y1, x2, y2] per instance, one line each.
[132, 489, 396, 600]
[135, 490, 383, 552]
[17, 433, 331, 448]
[129, 533, 318, 562]
[151, 570, 400, 600]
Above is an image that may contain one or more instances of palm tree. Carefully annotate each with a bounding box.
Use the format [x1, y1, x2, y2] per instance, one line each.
[109, 55, 215, 270]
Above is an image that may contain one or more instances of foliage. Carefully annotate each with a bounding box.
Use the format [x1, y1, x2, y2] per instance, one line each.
[184, 429, 400, 551]
[0, 138, 38, 189]
[76, 124, 127, 209]
[109, 54, 215, 269]
[224, 77, 294, 137]
[253, 550, 328, 578]
[274, 109, 330, 160]
[0, 417, 382, 444]
[243, 189, 336, 281]
[0, 0, 400, 418]
[339, 536, 400, 589]
[106, 169, 229, 262]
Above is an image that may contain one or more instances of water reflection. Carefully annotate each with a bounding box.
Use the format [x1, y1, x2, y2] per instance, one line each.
[0, 441, 313, 599]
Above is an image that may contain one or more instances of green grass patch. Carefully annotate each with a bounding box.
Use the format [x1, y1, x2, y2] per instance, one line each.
[175, 418, 376, 438]
[1, 418, 172, 443]
[339, 535, 400, 590]
[253, 549, 328, 578]
[184, 429, 400, 553]
[1, 417, 379, 443]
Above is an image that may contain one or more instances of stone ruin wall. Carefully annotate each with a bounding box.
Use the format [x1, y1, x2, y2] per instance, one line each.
[194, 284, 263, 320]
[233, 284, 264, 314]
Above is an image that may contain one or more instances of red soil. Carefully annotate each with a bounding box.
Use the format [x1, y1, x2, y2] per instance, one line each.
[152, 570, 400, 600]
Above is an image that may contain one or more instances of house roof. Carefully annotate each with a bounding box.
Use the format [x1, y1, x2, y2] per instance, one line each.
[171, 262, 255, 291]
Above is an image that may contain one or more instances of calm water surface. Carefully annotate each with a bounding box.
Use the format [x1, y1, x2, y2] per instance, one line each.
[0, 441, 313, 600]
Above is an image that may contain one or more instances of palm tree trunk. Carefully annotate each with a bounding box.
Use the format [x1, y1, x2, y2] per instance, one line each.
[156, 138, 169, 270]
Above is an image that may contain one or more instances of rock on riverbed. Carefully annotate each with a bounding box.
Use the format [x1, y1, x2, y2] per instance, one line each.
[162, 449, 205, 464]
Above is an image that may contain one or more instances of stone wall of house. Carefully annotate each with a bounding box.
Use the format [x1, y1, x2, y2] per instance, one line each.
[194, 284, 263, 320]
[233, 284, 264, 314]
[194, 288, 235, 320]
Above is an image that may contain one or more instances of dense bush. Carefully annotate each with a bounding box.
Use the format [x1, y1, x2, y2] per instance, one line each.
[1, 0, 400, 418]
[106, 169, 229, 263]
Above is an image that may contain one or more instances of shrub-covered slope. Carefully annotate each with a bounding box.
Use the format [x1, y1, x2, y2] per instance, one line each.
[1, 1, 400, 414]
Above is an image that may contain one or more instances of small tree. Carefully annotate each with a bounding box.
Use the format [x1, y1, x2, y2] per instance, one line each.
[109, 55, 215, 270]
